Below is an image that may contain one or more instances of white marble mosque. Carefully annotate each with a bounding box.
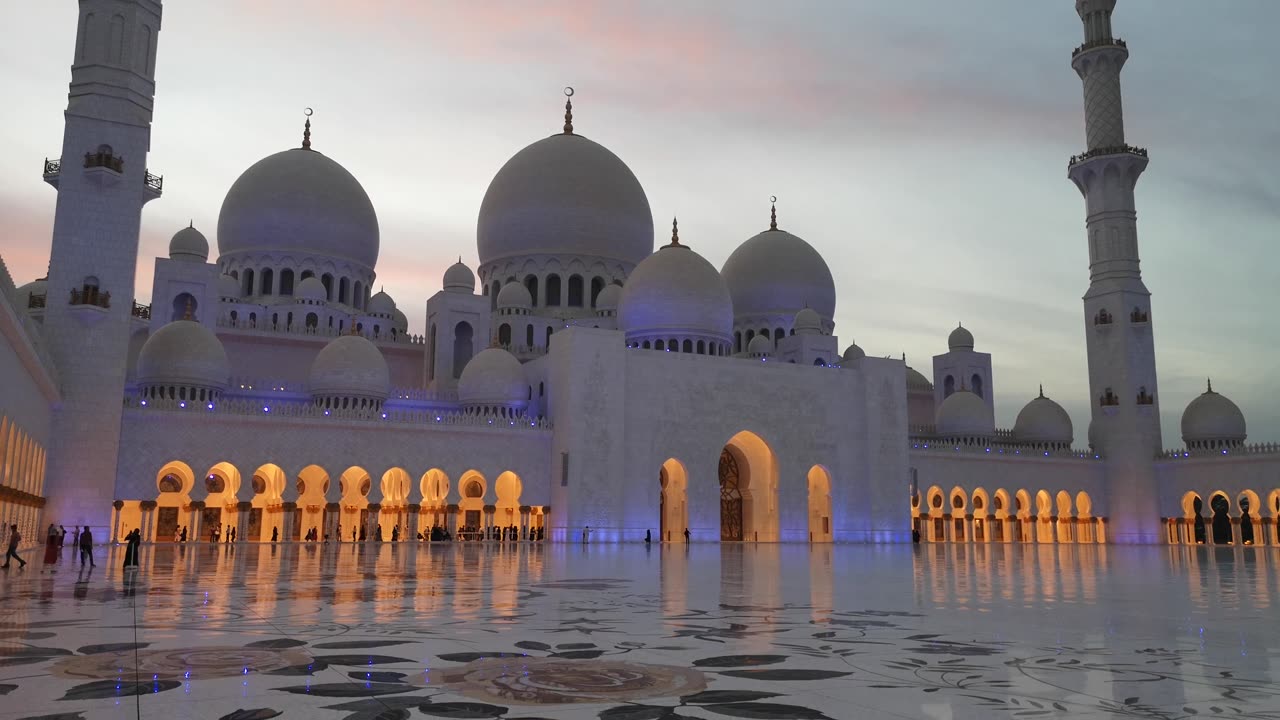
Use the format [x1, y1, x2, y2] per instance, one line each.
[2, 0, 1279, 570]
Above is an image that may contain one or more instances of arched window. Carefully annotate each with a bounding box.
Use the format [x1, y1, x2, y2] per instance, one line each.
[697, 340, 706, 354]
[524, 275, 539, 307]
[944, 375, 955, 398]
[546, 274, 562, 307]
[589, 277, 604, 308]
[773, 328, 784, 345]
[248, 312, 257, 327]
[525, 324, 534, 347]
[171, 292, 197, 321]
[277, 269, 294, 296]
[642, 340, 651, 349]
[230, 310, 238, 323]
[286, 311, 293, 328]
[339, 277, 349, 305]
[427, 323, 437, 381]
[321, 273, 334, 301]
[242, 269, 255, 297]
[682, 339, 692, 353]
[539, 381, 544, 397]
[655, 339, 665, 351]
[498, 323, 512, 345]
[971, 374, 984, 398]
[260, 268, 274, 295]
[453, 321, 474, 379]
[352, 280, 362, 309]
[305, 312, 318, 328]
[745, 329, 755, 345]
[734, 331, 742, 353]
[300, 270, 314, 281]
[567, 275, 584, 306]
[814, 357, 825, 366]
[545, 326, 553, 348]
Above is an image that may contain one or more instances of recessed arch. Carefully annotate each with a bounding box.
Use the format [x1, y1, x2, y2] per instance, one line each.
[380, 467, 412, 505]
[494, 471, 523, 529]
[659, 458, 689, 543]
[155, 460, 194, 496]
[458, 469, 487, 533]
[420, 468, 449, 504]
[719, 430, 779, 542]
[807, 465, 832, 542]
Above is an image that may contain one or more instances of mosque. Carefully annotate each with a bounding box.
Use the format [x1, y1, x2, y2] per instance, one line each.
[1, 0, 1276, 549]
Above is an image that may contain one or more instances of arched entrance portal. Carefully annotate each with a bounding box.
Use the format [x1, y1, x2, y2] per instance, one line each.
[659, 458, 688, 542]
[719, 431, 779, 542]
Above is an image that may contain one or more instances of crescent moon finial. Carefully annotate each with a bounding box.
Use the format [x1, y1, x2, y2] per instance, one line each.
[769, 196, 778, 230]
[563, 87, 575, 134]
[302, 108, 313, 150]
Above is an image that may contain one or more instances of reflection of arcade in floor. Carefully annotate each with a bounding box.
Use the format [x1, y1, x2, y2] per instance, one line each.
[115, 460, 547, 544]
[1167, 491, 1280, 546]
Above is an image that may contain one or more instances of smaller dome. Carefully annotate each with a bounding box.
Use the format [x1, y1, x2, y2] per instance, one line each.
[841, 342, 865, 363]
[309, 334, 391, 401]
[948, 323, 974, 351]
[906, 366, 933, 392]
[935, 388, 994, 439]
[443, 260, 476, 294]
[169, 224, 209, 262]
[392, 308, 409, 333]
[1181, 379, 1246, 448]
[217, 273, 240, 300]
[595, 283, 622, 312]
[296, 276, 327, 302]
[458, 347, 527, 411]
[136, 320, 230, 391]
[747, 334, 773, 356]
[1013, 387, 1074, 447]
[368, 289, 396, 315]
[618, 223, 733, 344]
[15, 278, 47, 310]
[496, 281, 533, 310]
[793, 307, 822, 335]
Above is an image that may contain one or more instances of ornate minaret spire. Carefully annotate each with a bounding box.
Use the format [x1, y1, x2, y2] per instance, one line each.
[665, 216, 683, 248]
[302, 108, 313, 150]
[1069, 0, 1161, 543]
[769, 195, 778, 231]
[562, 87, 575, 134]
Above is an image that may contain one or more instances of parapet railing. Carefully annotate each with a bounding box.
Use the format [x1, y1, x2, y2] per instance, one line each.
[1160, 443, 1280, 460]
[216, 316, 424, 345]
[123, 395, 550, 430]
[225, 378, 459, 403]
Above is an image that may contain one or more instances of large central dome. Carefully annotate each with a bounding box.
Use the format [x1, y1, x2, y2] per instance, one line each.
[477, 133, 653, 267]
[218, 148, 380, 270]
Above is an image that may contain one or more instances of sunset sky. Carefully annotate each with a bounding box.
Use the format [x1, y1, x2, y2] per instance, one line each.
[2, 1, 1277, 445]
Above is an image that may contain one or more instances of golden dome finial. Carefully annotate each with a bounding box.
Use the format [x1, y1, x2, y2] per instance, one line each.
[769, 195, 778, 231]
[666, 216, 682, 247]
[562, 87, 575, 135]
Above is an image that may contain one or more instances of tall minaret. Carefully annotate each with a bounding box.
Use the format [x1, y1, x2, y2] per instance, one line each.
[41, 0, 163, 532]
[1067, 0, 1161, 543]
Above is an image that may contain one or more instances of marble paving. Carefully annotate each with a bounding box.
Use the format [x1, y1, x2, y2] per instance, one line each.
[0, 542, 1278, 719]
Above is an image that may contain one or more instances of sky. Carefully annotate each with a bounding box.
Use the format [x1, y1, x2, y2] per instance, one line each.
[2, 1, 1278, 447]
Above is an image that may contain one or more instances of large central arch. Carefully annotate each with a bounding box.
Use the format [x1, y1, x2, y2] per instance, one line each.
[719, 431, 779, 542]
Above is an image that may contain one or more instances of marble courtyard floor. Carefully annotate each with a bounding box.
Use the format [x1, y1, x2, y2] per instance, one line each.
[0, 543, 1278, 720]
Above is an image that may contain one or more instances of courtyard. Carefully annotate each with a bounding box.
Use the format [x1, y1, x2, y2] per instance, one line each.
[0, 543, 1277, 719]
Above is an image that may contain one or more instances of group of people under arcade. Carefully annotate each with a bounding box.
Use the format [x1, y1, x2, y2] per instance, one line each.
[1, 523, 98, 571]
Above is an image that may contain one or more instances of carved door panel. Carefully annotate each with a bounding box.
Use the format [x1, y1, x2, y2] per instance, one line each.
[719, 450, 743, 541]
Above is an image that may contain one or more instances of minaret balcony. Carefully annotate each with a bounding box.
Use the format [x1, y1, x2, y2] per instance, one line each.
[42, 158, 61, 189]
[1068, 144, 1148, 170]
[144, 169, 164, 200]
[1072, 37, 1127, 59]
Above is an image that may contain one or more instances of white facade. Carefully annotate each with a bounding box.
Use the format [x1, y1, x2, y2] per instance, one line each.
[3, 0, 1279, 548]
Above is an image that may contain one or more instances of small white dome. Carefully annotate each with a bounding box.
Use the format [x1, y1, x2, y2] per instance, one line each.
[935, 388, 993, 439]
[948, 323, 974, 351]
[595, 283, 622, 312]
[169, 225, 209, 262]
[443, 260, 476, 294]
[136, 320, 230, 391]
[496, 281, 533, 310]
[392, 308, 409, 333]
[1013, 388, 1074, 447]
[841, 342, 865, 363]
[368, 289, 396, 315]
[906, 366, 933, 392]
[217, 273, 240, 300]
[296, 276, 327, 302]
[217, 148, 379, 270]
[746, 334, 773, 356]
[15, 278, 47, 310]
[618, 229, 733, 344]
[721, 225, 835, 323]
[309, 334, 391, 401]
[478, 133, 653, 268]
[458, 347, 527, 411]
[793, 307, 822, 335]
[1181, 380, 1246, 448]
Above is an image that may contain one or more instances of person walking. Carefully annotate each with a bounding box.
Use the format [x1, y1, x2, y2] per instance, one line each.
[179, 526, 187, 543]
[58, 525, 67, 549]
[336, 524, 342, 543]
[2, 525, 25, 569]
[645, 529, 651, 546]
[582, 525, 591, 544]
[229, 526, 236, 543]
[271, 526, 278, 543]
[683, 528, 691, 543]
[79, 526, 95, 567]
[72, 527, 80, 547]
[123, 528, 141, 570]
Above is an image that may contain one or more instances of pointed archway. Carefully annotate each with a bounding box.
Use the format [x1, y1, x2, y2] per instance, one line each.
[719, 431, 779, 542]
[659, 458, 689, 543]
[806, 465, 832, 542]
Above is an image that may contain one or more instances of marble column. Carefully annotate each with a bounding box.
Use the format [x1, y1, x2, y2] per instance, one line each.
[236, 501, 252, 542]
[139, 500, 157, 543]
[446, 504, 459, 535]
[407, 504, 420, 539]
[189, 501, 204, 543]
